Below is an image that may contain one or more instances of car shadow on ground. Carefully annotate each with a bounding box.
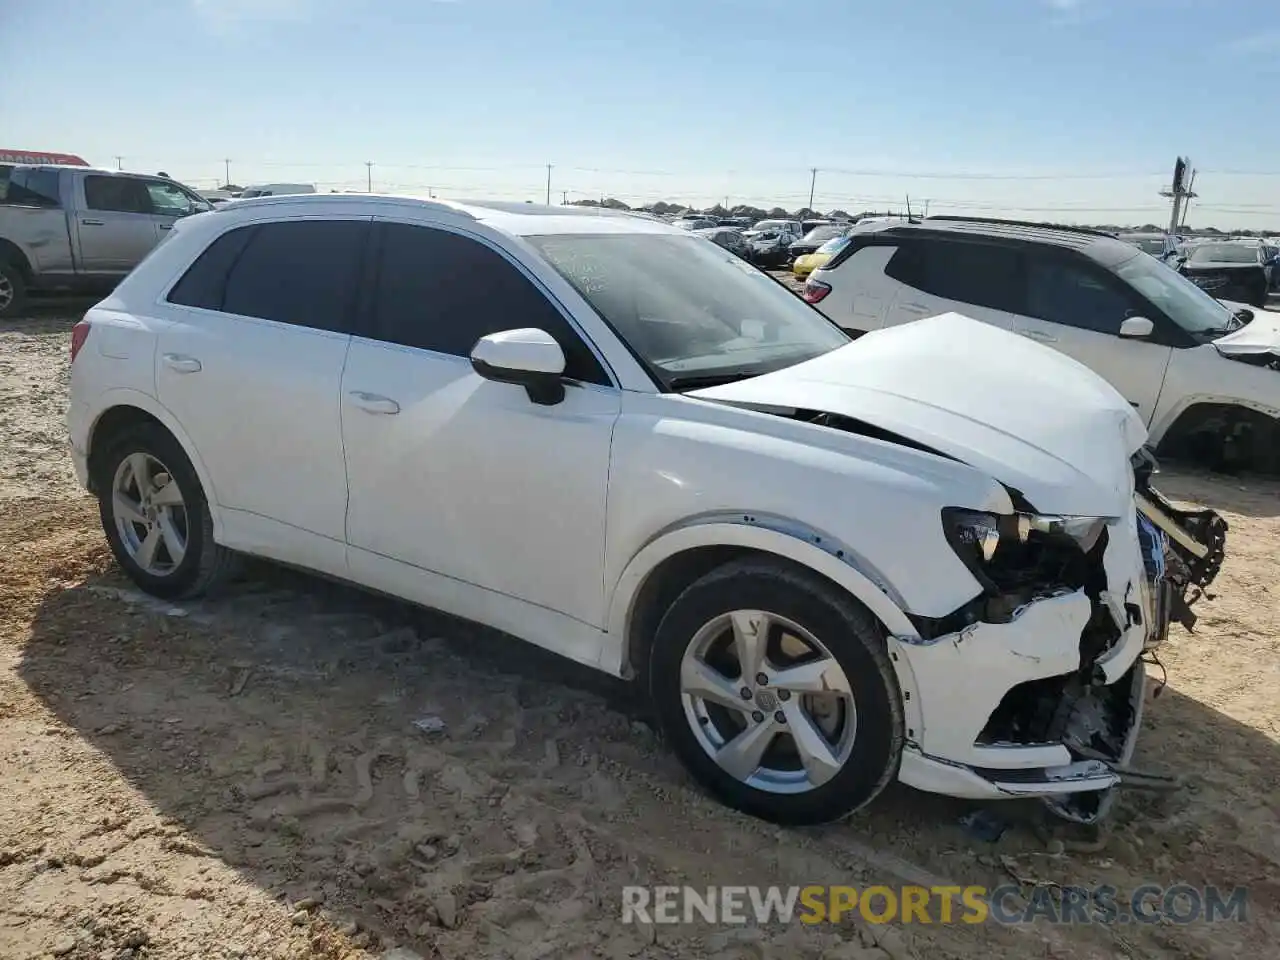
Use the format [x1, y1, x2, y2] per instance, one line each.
[17, 547, 1280, 956]
[1155, 465, 1280, 519]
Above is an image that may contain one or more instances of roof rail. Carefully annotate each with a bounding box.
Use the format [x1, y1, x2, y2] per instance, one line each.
[924, 215, 1117, 239]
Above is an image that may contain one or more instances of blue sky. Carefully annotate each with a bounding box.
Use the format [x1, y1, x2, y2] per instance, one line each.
[3, 0, 1279, 227]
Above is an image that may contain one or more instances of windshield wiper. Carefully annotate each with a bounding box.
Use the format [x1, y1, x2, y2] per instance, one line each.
[666, 370, 762, 391]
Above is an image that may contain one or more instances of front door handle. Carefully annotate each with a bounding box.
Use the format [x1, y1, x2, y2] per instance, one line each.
[162, 353, 202, 374]
[898, 302, 930, 314]
[81, 218, 105, 226]
[158, 223, 173, 231]
[348, 391, 400, 415]
[1018, 329, 1058, 343]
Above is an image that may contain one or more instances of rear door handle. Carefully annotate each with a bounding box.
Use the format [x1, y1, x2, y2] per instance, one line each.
[898, 301, 930, 314]
[162, 353, 202, 374]
[348, 391, 400, 415]
[1018, 329, 1058, 343]
[158, 223, 173, 231]
[81, 218, 104, 226]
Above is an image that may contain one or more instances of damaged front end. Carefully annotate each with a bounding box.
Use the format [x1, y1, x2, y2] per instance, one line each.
[900, 449, 1227, 824]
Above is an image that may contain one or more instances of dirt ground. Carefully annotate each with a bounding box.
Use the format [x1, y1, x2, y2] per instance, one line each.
[1, 304, 1277, 960]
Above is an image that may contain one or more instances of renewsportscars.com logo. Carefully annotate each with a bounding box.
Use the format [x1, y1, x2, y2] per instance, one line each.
[621, 884, 1248, 926]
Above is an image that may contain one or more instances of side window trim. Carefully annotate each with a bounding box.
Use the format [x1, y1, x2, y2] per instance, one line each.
[362, 217, 620, 389]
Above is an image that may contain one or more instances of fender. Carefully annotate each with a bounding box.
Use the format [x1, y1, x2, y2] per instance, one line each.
[603, 516, 924, 741]
[87, 388, 226, 541]
[1148, 390, 1280, 446]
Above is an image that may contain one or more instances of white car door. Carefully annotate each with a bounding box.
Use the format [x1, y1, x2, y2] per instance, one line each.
[340, 220, 620, 663]
[882, 237, 1022, 331]
[156, 218, 366, 575]
[1009, 252, 1173, 425]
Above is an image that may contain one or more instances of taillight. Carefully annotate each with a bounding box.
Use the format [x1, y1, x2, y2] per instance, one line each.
[803, 279, 832, 304]
[70, 320, 91, 363]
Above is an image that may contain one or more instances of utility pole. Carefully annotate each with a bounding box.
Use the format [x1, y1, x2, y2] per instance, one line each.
[1160, 156, 1192, 236]
[545, 164, 552, 206]
[366, 161, 373, 193]
[1178, 170, 1197, 233]
[808, 168, 818, 211]
[562, 190, 568, 205]
[113, 155, 123, 171]
[223, 158, 231, 187]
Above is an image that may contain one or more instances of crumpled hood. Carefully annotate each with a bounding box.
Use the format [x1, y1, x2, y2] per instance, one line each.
[1213, 309, 1280, 357]
[690, 313, 1148, 517]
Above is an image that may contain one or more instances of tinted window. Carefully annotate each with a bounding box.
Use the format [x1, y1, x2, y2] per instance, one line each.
[3, 168, 61, 207]
[218, 220, 366, 331]
[166, 226, 257, 310]
[84, 176, 151, 213]
[370, 223, 608, 384]
[1025, 257, 1134, 334]
[891, 239, 1023, 312]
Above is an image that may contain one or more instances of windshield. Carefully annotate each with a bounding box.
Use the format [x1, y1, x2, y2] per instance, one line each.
[802, 225, 843, 243]
[527, 233, 849, 387]
[1188, 243, 1259, 264]
[749, 220, 787, 233]
[1128, 238, 1165, 255]
[1114, 253, 1236, 334]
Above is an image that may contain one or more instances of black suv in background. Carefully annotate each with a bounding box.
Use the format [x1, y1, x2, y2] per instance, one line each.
[1178, 239, 1277, 307]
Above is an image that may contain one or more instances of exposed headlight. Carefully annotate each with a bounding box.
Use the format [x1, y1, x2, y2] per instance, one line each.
[1016, 514, 1107, 553]
[942, 508, 1108, 585]
[941, 509, 1002, 566]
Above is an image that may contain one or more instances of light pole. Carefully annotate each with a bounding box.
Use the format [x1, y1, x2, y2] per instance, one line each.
[808, 167, 817, 211]
[366, 161, 373, 193]
[546, 164, 552, 206]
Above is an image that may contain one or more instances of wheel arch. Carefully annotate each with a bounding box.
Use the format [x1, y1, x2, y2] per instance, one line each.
[604, 517, 924, 738]
[1149, 393, 1280, 447]
[0, 238, 33, 280]
[86, 392, 225, 539]
[1151, 395, 1280, 472]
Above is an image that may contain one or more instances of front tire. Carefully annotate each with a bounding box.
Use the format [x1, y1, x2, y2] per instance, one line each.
[94, 423, 237, 599]
[649, 558, 904, 825]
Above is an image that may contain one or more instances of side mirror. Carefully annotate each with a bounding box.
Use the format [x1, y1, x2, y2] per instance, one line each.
[470, 328, 567, 405]
[1119, 316, 1154, 339]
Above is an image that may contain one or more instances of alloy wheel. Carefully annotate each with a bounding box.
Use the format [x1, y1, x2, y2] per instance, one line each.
[111, 452, 189, 576]
[680, 609, 857, 794]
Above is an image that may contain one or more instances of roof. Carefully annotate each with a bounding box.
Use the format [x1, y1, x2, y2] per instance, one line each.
[859, 215, 1139, 267]
[209, 192, 682, 237]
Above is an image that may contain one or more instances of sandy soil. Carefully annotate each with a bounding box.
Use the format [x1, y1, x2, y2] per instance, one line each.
[1, 306, 1277, 960]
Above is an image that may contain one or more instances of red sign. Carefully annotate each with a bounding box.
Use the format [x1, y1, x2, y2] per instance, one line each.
[0, 149, 90, 166]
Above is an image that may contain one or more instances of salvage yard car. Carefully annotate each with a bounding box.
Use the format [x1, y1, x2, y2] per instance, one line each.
[1178, 239, 1277, 306]
[806, 216, 1280, 474]
[68, 195, 1225, 826]
[0, 164, 210, 318]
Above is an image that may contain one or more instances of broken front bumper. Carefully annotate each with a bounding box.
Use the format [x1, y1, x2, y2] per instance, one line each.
[895, 476, 1226, 823]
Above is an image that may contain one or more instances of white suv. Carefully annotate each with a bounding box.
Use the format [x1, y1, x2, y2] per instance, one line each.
[68, 196, 1224, 825]
[806, 217, 1280, 474]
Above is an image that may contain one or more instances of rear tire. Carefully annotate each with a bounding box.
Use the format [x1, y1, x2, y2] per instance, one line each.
[0, 261, 27, 320]
[649, 558, 904, 825]
[94, 423, 238, 599]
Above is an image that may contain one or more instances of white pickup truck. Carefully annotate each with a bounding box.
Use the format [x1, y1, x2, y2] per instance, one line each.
[0, 165, 210, 318]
